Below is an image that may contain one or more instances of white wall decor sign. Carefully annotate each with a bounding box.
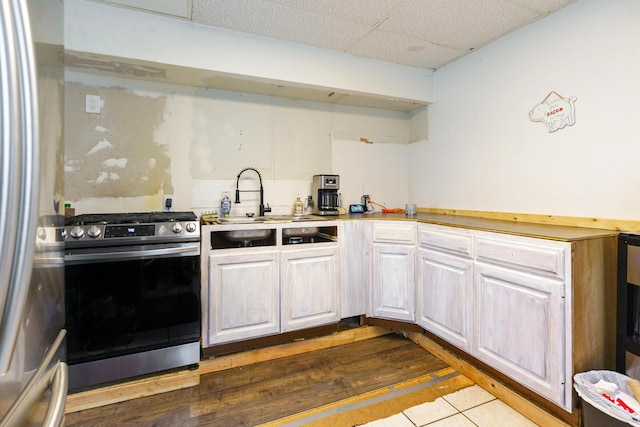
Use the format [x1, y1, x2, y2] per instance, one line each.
[528, 91, 577, 133]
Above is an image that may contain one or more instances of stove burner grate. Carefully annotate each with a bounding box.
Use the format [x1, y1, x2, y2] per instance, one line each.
[65, 211, 197, 226]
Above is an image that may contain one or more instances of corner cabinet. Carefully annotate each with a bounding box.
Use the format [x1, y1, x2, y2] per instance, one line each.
[339, 220, 371, 318]
[370, 221, 416, 322]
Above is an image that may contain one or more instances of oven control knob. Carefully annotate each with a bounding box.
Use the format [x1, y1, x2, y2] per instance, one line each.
[70, 226, 85, 239]
[171, 223, 183, 234]
[87, 226, 101, 238]
[185, 222, 197, 233]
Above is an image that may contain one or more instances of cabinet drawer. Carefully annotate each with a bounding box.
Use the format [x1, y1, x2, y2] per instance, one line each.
[372, 222, 415, 243]
[476, 235, 567, 278]
[418, 225, 473, 257]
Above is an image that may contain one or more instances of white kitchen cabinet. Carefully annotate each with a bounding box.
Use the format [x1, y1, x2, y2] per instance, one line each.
[339, 220, 370, 317]
[416, 224, 474, 352]
[370, 221, 416, 322]
[473, 233, 570, 409]
[200, 217, 614, 416]
[281, 246, 340, 332]
[201, 221, 340, 347]
[207, 250, 280, 345]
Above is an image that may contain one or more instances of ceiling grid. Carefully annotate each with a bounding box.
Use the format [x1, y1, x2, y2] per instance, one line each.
[101, 0, 576, 70]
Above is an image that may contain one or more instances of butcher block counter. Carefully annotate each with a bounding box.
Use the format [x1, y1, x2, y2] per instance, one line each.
[340, 211, 618, 241]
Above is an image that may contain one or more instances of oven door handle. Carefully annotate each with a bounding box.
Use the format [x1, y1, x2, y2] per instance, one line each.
[65, 244, 199, 263]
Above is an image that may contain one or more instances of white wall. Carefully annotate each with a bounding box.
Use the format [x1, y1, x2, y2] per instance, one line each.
[332, 139, 410, 209]
[411, 0, 640, 220]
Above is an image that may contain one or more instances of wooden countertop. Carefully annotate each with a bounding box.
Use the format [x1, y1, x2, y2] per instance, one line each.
[201, 212, 618, 242]
[340, 212, 618, 242]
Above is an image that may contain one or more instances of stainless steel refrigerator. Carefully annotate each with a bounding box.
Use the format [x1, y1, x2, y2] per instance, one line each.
[0, 0, 67, 425]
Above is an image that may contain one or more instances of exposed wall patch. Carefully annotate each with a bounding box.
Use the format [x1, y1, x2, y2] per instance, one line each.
[87, 138, 113, 155]
[102, 158, 128, 168]
[65, 84, 170, 200]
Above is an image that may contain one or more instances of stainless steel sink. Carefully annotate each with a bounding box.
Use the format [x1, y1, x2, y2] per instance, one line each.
[224, 229, 272, 243]
[266, 215, 329, 222]
[282, 226, 319, 238]
[215, 216, 266, 224]
[215, 215, 328, 224]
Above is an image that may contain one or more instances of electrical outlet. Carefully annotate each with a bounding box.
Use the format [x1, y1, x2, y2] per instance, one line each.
[85, 94, 101, 114]
[162, 195, 174, 212]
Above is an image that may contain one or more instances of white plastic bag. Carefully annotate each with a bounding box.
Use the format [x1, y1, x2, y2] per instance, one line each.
[574, 370, 640, 426]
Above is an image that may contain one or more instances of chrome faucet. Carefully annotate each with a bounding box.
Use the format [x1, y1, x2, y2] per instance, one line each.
[234, 167, 271, 216]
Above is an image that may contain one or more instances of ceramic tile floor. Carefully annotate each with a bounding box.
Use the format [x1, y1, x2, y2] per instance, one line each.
[361, 385, 539, 427]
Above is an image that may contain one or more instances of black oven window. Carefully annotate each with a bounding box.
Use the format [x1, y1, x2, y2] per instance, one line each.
[65, 256, 200, 365]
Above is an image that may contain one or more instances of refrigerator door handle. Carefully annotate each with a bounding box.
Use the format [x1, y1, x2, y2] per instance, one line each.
[0, 330, 67, 427]
[42, 362, 68, 427]
[0, 362, 68, 427]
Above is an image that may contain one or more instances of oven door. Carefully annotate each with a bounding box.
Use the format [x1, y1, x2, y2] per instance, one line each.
[64, 242, 200, 367]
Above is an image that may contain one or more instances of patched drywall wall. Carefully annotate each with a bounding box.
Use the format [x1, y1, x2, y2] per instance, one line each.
[64, 72, 417, 215]
[65, 84, 170, 206]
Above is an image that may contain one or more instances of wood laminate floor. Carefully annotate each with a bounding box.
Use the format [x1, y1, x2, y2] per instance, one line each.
[65, 334, 448, 426]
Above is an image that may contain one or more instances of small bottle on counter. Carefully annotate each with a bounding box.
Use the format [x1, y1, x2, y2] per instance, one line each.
[294, 196, 303, 215]
[65, 203, 75, 217]
[221, 194, 231, 217]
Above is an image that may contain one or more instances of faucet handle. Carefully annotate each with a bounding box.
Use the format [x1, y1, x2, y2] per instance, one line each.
[264, 203, 272, 213]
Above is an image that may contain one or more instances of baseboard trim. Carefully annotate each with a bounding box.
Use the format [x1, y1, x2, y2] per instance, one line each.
[406, 330, 575, 427]
[65, 368, 200, 414]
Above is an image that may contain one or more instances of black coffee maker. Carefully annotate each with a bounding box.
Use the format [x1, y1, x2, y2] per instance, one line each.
[311, 174, 340, 216]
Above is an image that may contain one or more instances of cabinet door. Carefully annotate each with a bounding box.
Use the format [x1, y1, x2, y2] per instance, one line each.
[281, 246, 340, 332]
[207, 251, 280, 346]
[474, 262, 565, 406]
[371, 243, 415, 322]
[417, 248, 473, 352]
[339, 221, 370, 317]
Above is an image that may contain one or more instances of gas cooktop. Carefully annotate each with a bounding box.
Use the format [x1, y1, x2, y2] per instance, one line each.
[64, 211, 197, 226]
[64, 211, 199, 247]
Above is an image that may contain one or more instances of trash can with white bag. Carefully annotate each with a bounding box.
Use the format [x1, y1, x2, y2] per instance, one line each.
[574, 371, 640, 426]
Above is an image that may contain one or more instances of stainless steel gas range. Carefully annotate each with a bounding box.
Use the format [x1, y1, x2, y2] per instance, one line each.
[64, 211, 201, 391]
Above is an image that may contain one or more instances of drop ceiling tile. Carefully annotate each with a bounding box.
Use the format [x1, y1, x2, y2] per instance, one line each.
[265, 0, 404, 26]
[379, 0, 541, 50]
[99, 0, 577, 70]
[192, 0, 372, 51]
[348, 29, 464, 69]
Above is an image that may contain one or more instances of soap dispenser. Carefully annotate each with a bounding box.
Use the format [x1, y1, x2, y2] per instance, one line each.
[221, 194, 232, 217]
[294, 196, 303, 215]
